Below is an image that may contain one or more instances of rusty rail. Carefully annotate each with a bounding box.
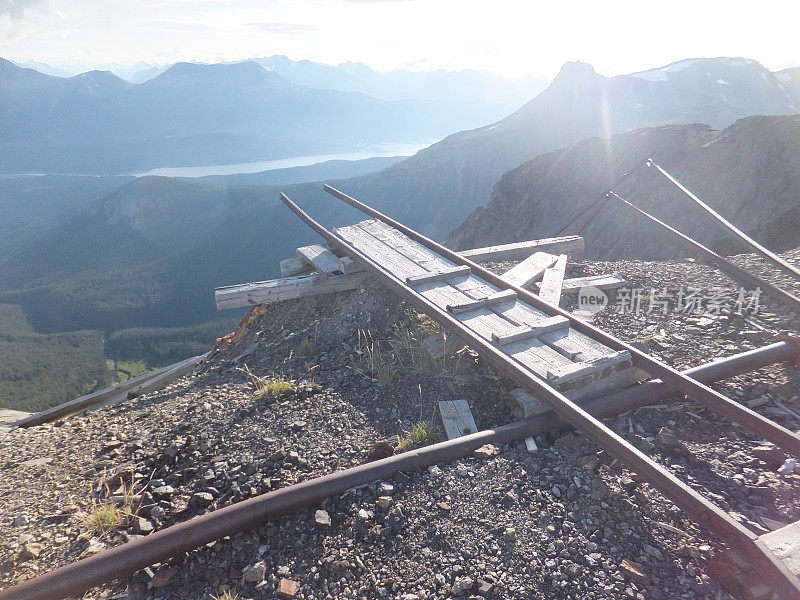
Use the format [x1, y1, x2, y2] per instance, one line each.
[647, 159, 800, 281]
[2, 338, 798, 600]
[608, 191, 800, 314]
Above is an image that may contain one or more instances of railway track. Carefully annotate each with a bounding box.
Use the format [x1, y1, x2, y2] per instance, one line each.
[287, 186, 800, 599]
[3, 187, 799, 600]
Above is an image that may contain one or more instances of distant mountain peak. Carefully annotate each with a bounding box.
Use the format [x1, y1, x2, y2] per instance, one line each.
[555, 61, 597, 80]
[149, 60, 293, 90]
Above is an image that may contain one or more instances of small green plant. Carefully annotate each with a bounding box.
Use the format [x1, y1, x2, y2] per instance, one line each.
[359, 329, 399, 387]
[238, 365, 294, 399]
[254, 378, 293, 399]
[298, 338, 318, 356]
[210, 590, 240, 600]
[85, 486, 138, 537]
[417, 315, 442, 335]
[397, 420, 435, 452]
[85, 502, 127, 536]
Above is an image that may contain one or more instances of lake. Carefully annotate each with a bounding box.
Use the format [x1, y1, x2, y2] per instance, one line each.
[136, 141, 434, 178]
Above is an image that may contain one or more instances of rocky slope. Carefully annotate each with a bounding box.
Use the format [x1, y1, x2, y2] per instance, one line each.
[1, 247, 799, 600]
[448, 114, 800, 260]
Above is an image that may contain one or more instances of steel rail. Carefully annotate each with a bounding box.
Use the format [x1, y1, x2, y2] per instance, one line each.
[648, 159, 800, 281]
[555, 154, 651, 236]
[3, 337, 797, 600]
[575, 194, 611, 235]
[286, 192, 800, 599]
[322, 184, 800, 458]
[607, 191, 800, 314]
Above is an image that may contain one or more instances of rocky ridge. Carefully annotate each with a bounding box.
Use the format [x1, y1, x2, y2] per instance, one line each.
[448, 114, 800, 261]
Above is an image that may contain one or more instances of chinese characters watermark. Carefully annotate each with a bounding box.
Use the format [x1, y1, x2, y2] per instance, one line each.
[611, 286, 762, 315]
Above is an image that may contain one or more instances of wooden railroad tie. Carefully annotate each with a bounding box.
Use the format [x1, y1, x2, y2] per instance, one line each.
[406, 265, 471, 285]
[446, 289, 517, 313]
[491, 316, 570, 345]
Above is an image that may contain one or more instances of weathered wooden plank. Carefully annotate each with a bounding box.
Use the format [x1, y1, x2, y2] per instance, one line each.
[508, 365, 650, 417]
[280, 257, 307, 277]
[500, 252, 558, 288]
[549, 274, 627, 294]
[439, 399, 478, 439]
[338, 255, 364, 275]
[538, 254, 568, 306]
[446, 289, 517, 314]
[215, 271, 370, 310]
[451, 274, 617, 362]
[547, 351, 632, 385]
[459, 236, 585, 262]
[358, 220, 618, 375]
[491, 316, 569, 346]
[761, 521, 800, 578]
[406, 265, 472, 285]
[297, 244, 343, 274]
[339, 220, 646, 396]
[339, 222, 574, 380]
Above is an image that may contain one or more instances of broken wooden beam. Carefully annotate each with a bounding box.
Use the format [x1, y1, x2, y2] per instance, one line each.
[446, 289, 517, 313]
[297, 244, 344, 274]
[16, 353, 206, 427]
[438, 399, 478, 439]
[500, 252, 558, 288]
[538, 254, 568, 306]
[280, 257, 307, 277]
[459, 236, 584, 262]
[546, 351, 632, 385]
[708, 521, 800, 600]
[215, 271, 370, 310]
[539, 273, 627, 294]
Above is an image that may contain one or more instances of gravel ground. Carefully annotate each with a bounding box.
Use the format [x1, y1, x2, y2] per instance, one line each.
[1, 248, 799, 600]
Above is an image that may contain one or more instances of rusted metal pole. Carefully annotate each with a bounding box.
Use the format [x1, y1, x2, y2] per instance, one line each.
[647, 159, 800, 281]
[286, 192, 800, 600]
[3, 337, 797, 600]
[322, 184, 800, 458]
[608, 191, 800, 314]
[556, 154, 651, 236]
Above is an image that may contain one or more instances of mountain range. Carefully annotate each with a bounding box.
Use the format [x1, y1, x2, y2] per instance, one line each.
[250, 55, 549, 107]
[0, 59, 499, 174]
[267, 57, 800, 241]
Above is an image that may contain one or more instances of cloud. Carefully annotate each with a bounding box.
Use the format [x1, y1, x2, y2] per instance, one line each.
[247, 22, 317, 35]
[0, 0, 46, 18]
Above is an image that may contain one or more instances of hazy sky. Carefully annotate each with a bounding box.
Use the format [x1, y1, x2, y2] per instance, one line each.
[2, 0, 799, 78]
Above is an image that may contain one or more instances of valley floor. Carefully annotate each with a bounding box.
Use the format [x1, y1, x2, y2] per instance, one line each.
[1, 249, 799, 599]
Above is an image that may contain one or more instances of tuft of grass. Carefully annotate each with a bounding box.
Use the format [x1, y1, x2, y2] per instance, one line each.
[255, 379, 293, 399]
[238, 365, 294, 399]
[359, 329, 400, 387]
[84, 501, 128, 536]
[211, 590, 240, 600]
[397, 420, 435, 452]
[416, 315, 442, 336]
